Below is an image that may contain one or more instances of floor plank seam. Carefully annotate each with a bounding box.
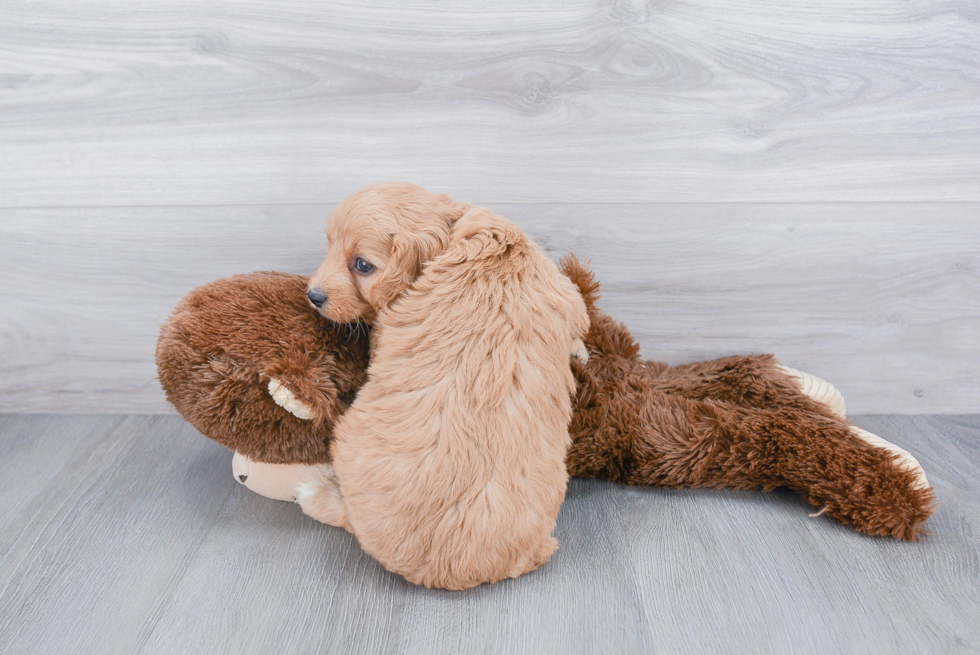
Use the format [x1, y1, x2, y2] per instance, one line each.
[132, 479, 238, 655]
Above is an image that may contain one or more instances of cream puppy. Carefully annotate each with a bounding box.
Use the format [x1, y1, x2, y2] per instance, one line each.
[296, 183, 589, 590]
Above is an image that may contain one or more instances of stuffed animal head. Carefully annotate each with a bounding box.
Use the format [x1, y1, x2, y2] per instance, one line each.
[306, 182, 470, 325]
[156, 271, 370, 464]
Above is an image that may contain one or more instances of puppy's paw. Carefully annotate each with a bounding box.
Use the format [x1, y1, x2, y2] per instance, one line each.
[268, 377, 316, 420]
[295, 479, 328, 507]
[570, 338, 589, 364]
[295, 469, 351, 531]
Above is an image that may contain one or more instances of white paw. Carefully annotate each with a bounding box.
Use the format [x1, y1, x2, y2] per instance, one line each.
[850, 426, 930, 490]
[268, 378, 316, 420]
[295, 469, 351, 530]
[777, 365, 847, 418]
[570, 338, 589, 364]
[295, 479, 328, 507]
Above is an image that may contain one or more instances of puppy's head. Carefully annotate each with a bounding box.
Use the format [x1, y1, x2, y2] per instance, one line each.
[308, 182, 469, 324]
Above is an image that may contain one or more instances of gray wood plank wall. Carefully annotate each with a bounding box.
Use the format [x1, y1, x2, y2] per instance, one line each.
[1, 0, 978, 413]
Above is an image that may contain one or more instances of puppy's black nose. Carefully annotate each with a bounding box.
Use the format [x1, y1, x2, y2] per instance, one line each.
[307, 288, 327, 308]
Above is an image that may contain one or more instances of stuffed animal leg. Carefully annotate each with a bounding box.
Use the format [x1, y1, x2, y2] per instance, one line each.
[638, 354, 926, 489]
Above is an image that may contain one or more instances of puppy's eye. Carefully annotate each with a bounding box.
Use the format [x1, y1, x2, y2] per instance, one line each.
[353, 257, 375, 274]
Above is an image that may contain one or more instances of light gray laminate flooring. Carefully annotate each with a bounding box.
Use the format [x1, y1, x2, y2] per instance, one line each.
[0, 414, 977, 654]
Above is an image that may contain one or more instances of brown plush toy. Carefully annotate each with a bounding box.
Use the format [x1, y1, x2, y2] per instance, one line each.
[157, 258, 935, 542]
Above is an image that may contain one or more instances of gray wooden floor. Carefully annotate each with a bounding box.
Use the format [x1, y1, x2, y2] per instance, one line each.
[1, 414, 977, 654]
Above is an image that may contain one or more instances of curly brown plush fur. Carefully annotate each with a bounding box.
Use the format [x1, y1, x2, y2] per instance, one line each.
[156, 271, 369, 464]
[560, 256, 935, 541]
[157, 261, 935, 542]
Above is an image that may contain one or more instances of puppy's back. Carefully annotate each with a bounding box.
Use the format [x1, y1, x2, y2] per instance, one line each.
[333, 209, 588, 589]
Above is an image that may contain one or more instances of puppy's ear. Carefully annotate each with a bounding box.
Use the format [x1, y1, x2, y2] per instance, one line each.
[370, 226, 452, 309]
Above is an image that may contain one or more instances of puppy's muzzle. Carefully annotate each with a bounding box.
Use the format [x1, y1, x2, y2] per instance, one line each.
[307, 288, 328, 308]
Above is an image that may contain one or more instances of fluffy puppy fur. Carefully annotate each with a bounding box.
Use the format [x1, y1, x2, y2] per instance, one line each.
[298, 184, 590, 590]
